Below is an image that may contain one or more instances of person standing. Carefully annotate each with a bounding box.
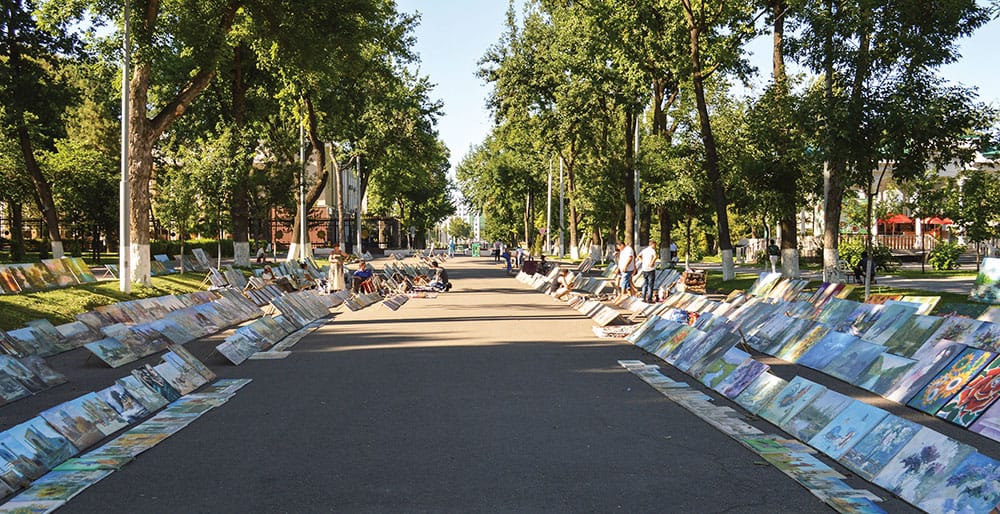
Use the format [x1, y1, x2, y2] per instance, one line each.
[638, 240, 658, 303]
[766, 239, 780, 273]
[493, 241, 501, 262]
[328, 243, 348, 292]
[616, 241, 637, 297]
[669, 241, 678, 268]
[448, 239, 456, 258]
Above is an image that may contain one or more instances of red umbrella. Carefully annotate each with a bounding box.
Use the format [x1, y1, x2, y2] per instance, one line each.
[924, 216, 944, 225]
[883, 213, 912, 224]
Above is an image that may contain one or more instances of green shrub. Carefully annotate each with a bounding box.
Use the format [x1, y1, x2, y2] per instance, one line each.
[928, 240, 965, 270]
[838, 238, 899, 272]
[149, 238, 238, 258]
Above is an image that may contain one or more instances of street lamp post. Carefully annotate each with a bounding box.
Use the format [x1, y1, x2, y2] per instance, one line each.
[119, 1, 131, 293]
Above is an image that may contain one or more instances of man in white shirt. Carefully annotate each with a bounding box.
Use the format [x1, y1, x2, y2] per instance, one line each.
[616, 241, 637, 296]
[638, 240, 658, 302]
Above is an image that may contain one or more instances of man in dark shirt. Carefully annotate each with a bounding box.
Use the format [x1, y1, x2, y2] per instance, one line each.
[352, 261, 374, 292]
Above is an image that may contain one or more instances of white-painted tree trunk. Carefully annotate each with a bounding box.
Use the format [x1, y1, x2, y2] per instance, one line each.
[824, 247, 839, 282]
[286, 242, 313, 262]
[570, 245, 580, 260]
[51, 241, 64, 259]
[233, 242, 250, 268]
[130, 243, 151, 286]
[721, 249, 735, 281]
[781, 248, 800, 278]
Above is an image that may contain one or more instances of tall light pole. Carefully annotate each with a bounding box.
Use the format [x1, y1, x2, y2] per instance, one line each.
[546, 156, 552, 255]
[558, 156, 564, 257]
[119, 2, 131, 293]
[299, 118, 307, 261]
[634, 115, 641, 246]
[356, 155, 362, 255]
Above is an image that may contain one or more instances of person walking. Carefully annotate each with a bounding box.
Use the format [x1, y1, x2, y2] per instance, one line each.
[615, 241, 637, 297]
[767, 239, 780, 273]
[638, 240, 658, 303]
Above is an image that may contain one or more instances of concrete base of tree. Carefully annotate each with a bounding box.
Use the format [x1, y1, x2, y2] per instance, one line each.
[721, 249, 735, 281]
[130, 243, 151, 286]
[781, 248, 800, 278]
[233, 242, 250, 268]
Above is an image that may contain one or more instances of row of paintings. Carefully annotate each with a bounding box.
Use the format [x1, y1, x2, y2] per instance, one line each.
[1, 319, 103, 359]
[85, 290, 262, 368]
[732, 372, 1000, 511]
[0, 355, 67, 406]
[216, 290, 333, 365]
[620, 277, 1000, 512]
[651, 278, 1000, 433]
[0, 378, 250, 510]
[0, 258, 96, 295]
[0, 343, 218, 500]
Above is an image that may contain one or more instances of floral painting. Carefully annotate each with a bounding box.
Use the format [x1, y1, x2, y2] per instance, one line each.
[937, 355, 1000, 427]
[907, 348, 995, 415]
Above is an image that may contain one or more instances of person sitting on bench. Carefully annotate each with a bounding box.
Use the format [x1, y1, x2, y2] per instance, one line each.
[352, 260, 374, 292]
[854, 251, 876, 284]
[428, 261, 451, 291]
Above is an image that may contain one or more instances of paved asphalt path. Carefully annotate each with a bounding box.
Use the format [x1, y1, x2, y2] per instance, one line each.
[45, 256, 925, 513]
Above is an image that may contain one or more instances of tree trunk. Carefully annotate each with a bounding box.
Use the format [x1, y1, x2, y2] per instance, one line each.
[287, 94, 330, 260]
[772, 0, 799, 278]
[231, 43, 251, 267]
[128, 62, 156, 285]
[3, 2, 63, 258]
[623, 112, 637, 247]
[9, 202, 25, 262]
[659, 205, 672, 265]
[682, 2, 733, 279]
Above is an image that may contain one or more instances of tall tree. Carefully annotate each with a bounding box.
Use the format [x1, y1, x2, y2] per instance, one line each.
[791, 0, 990, 279]
[1, 0, 78, 258]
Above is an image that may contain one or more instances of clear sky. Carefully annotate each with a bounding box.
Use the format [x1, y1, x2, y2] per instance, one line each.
[396, 1, 1000, 171]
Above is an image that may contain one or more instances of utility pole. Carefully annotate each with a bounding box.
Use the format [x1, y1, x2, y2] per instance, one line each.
[119, 2, 131, 293]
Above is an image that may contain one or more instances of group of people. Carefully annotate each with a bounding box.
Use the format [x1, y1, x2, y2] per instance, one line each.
[614, 240, 661, 303]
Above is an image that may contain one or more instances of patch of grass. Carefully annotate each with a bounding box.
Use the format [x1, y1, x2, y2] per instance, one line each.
[890, 269, 978, 279]
[705, 271, 761, 294]
[0, 273, 208, 331]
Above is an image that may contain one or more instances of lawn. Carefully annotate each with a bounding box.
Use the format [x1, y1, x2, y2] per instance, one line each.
[0, 273, 208, 331]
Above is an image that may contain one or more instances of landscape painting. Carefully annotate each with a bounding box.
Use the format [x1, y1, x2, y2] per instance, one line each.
[734, 374, 788, 415]
[917, 452, 1000, 514]
[697, 347, 751, 388]
[839, 415, 922, 481]
[854, 353, 917, 396]
[781, 389, 852, 442]
[820, 339, 886, 383]
[716, 359, 770, 399]
[40, 395, 107, 449]
[796, 332, 859, 371]
[758, 376, 827, 426]
[884, 315, 944, 357]
[807, 400, 887, 459]
[873, 427, 974, 504]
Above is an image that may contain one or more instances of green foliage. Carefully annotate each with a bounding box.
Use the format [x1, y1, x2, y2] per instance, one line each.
[447, 217, 472, 241]
[928, 241, 966, 271]
[839, 238, 898, 272]
[149, 238, 235, 258]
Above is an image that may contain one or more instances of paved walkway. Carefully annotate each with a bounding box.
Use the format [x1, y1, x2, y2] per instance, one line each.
[52, 257, 925, 513]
